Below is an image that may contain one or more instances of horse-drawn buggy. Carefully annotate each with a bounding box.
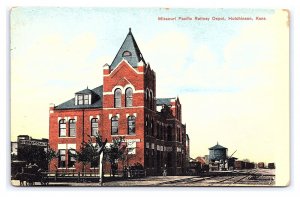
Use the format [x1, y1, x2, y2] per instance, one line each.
[14, 164, 49, 186]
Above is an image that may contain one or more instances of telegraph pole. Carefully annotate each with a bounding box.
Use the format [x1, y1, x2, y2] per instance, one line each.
[99, 151, 104, 186]
[98, 138, 107, 186]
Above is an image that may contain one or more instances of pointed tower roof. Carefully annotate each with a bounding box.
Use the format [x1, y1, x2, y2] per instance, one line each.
[110, 28, 146, 70]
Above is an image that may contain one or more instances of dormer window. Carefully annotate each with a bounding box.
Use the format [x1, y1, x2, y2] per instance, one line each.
[122, 51, 132, 57]
[76, 94, 90, 105]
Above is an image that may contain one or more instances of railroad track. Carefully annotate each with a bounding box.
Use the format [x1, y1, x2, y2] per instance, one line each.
[154, 169, 275, 186]
[207, 169, 275, 186]
[155, 176, 211, 186]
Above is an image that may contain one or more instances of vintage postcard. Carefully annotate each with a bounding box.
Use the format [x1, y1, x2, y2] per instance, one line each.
[10, 8, 289, 187]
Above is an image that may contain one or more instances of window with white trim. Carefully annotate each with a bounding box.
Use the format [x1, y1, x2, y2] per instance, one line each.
[128, 116, 136, 135]
[78, 94, 83, 105]
[91, 118, 99, 136]
[111, 116, 119, 135]
[68, 149, 76, 168]
[114, 89, 122, 108]
[125, 88, 133, 107]
[58, 149, 66, 168]
[69, 119, 76, 137]
[76, 94, 90, 105]
[59, 119, 66, 137]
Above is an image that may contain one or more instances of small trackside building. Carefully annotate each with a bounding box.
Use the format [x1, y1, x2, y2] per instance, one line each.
[49, 28, 188, 176]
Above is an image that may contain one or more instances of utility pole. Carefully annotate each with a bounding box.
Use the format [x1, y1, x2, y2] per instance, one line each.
[98, 138, 107, 186]
[99, 151, 104, 186]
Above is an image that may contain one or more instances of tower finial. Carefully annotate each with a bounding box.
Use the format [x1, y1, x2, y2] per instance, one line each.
[129, 27, 131, 33]
[217, 141, 219, 145]
[87, 85, 88, 89]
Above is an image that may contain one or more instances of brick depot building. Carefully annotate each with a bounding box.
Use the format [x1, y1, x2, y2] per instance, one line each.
[49, 29, 188, 176]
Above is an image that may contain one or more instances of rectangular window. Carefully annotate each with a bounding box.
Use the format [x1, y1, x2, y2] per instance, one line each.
[59, 120, 66, 137]
[111, 117, 119, 135]
[78, 95, 83, 105]
[68, 149, 76, 168]
[91, 118, 99, 136]
[58, 149, 66, 168]
[128, 116, 136, 135]
[84, 94, 89, 104]
[69, 119, 76, 137]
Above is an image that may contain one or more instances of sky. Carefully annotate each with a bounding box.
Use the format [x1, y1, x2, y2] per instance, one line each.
[10, 8, 289, 183]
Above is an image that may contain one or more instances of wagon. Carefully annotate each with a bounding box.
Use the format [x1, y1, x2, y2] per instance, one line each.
[14, 167, 49, 186]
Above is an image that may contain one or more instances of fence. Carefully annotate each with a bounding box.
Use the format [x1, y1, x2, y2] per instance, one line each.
[42, 169, 146, 183]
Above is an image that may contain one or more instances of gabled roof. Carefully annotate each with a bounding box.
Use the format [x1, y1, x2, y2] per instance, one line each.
[110, 28, 146, 70]
[209, 143, 227, 150]
[156, 98, 175, 106]
[55, 85, 103, 110]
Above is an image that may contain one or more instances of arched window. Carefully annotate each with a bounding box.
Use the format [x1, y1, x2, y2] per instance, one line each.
[128, 116, 136, 135]
[111, 116, 119, 135]
[91, 118, 98, 136]
[149, 91, 153, 110]
[69, 119, 76, 137]
[59, 119, 66, 137]
[122, 51, 132, 57]
[114, 88, 122, 108]
[125, 88, 133, 107]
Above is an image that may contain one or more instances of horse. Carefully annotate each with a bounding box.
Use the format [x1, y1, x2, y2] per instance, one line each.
[14, 170, 48, 186]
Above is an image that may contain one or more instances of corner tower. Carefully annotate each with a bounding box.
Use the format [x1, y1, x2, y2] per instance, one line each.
[102, 28, 155, 168]
[110, 28, 146, 70]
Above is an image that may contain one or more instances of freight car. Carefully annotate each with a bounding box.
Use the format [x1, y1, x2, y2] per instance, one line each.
[234, 160, 255, 170]
[258, 162, 265, 168]
[268, 163, 275, 169]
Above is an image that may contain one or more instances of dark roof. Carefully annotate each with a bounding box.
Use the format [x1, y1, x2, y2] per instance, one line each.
[156, 98, 175, 106]
[76, 88, 94, 94]
[209, 143, 227, 150]
[55, 85, 103, 110]
[110, 28, 146, 70]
